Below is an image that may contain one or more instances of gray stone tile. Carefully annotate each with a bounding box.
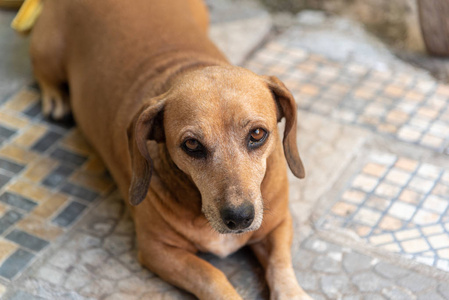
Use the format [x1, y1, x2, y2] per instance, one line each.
[103, 235, 133, 256]
[374, 262, 409, 280]
[308, 293, 326, 300]
[31, 131, 63, 153]
[0, 209, 23, 235]
[9, 290, 44, 300]
[302, 238, 327, 253]
[0, 124, 16, 139]
[42, 164, 75, 188]
[418, 291, 445, 300]
[292, 248, 316, 270]
[0, 158, 25, 174]
[438, 284, 449, 299]
[363, 295, 385, 300]
[35, 264, 65, 285]
[60, 183, 98, 202]
[343, 252, 375, 274]
[50, 148, 87, 166]
[382, 286, 416, 300]
[80, 248, 110, 267]
[397, 273, 438, 293]
[52, 201, 87, 227]
[296, 271, 318, 291]
[0, 192, 37, 213]
[64, 267, 93, 291]
[321, 274, 355, 299]
[343, 295, 363, 300]
[94, 258, 132, 280]
[0, 248, 34, 280]
[210, 14, 271, 65]
[65, 232, 102, 250]
[6, 229, 49, 252]
[351, 272, 391, 292]
[312, 256, 341, 273]
[23, 101, 41, 118]
[0, 172, 12, 189]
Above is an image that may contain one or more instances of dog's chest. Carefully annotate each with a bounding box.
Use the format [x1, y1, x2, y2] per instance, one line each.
[193, 233, 248, 258]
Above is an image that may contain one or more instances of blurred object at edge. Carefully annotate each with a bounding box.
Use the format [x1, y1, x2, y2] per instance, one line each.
[0, 0, 23, 9]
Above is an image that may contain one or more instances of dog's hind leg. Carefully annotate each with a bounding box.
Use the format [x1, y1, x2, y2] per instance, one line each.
[37, 80, 71, 120]
[29, 2, 71, 121]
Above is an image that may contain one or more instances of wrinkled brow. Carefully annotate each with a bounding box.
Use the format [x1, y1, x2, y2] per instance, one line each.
[178, 126, 206, 142]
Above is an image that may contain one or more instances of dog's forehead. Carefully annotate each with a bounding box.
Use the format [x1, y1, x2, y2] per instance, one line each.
[181, 66, 264, 87]
[167, 66, 276, 119]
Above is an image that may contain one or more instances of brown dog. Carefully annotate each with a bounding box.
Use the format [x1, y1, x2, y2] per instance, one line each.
[29, 0, 310, 299]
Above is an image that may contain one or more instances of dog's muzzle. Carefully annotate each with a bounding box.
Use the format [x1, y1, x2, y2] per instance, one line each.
[220, 202, 254, 230]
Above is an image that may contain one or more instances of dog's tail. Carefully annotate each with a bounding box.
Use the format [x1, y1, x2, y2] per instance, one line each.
[10, 0, 42, 35]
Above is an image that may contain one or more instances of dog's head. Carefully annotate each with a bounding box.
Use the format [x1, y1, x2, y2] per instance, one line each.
[128, 66, 304, 234]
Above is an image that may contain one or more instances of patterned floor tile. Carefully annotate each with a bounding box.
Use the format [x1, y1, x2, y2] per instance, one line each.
[244, 37, 449, 153]
[1, 15, 448, 297]
[0, 249, 35, 281]
[0, 86, 115, 282]
[319, 153, 449, 272]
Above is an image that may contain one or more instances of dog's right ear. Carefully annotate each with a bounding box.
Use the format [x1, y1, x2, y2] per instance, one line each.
[128, 95, 166, 206]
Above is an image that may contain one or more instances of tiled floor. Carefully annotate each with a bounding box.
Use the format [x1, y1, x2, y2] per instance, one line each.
[0, 85, 114, 282]
[8, 197, 449, 300]
[245, 39, 449, 153]
[319, 153, 449, 271]
[1, 4, 449, 299]
[243, 35, 449, 276]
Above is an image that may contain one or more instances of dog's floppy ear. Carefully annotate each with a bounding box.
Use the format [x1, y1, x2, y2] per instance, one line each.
[263, 76, 305, 179]
[128, 95, 166, 206]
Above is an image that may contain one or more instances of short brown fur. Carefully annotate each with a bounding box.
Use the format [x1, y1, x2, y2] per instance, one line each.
[30, 0, 310, 299]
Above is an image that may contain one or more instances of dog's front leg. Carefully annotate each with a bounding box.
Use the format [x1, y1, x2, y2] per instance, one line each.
[138, 242, 242, 300]
[251, 212, 311, 300]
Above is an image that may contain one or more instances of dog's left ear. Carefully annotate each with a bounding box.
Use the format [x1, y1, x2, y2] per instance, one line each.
[128, 95, 166, 206]
[263, 75, 305, 179]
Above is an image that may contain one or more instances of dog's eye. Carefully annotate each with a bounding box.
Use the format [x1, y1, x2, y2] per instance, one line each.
[248, 128, 268, 149]
[182, 139, 207, 158]
[250, 128, 265, 141]
[185, 139, 199, 150]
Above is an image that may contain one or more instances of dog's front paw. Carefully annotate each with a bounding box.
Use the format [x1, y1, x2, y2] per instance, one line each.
[268, 267, 312, 300]
[271, 289, 313, 300]
[270, 280, 312, 300]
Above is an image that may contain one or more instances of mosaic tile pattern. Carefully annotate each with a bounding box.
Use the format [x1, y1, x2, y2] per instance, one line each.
[242, 26, 449, 276]
[319, 153, 449, 271]
[0, 85, 114, 282]
[9, 194, 449, 300]
[1, 18, 449, 297]
[244, 40, 449, 153]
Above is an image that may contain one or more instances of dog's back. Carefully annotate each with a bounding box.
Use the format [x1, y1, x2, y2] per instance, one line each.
[31, 0, 226, 189]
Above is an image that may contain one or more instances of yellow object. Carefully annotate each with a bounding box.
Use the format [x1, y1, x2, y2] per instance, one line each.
[10, 0, 42, 34]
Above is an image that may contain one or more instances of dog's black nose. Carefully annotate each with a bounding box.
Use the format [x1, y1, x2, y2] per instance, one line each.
[220, 203, 255, 230]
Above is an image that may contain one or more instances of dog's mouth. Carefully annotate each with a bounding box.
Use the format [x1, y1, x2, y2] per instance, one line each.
[210, 224, 260, 235]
